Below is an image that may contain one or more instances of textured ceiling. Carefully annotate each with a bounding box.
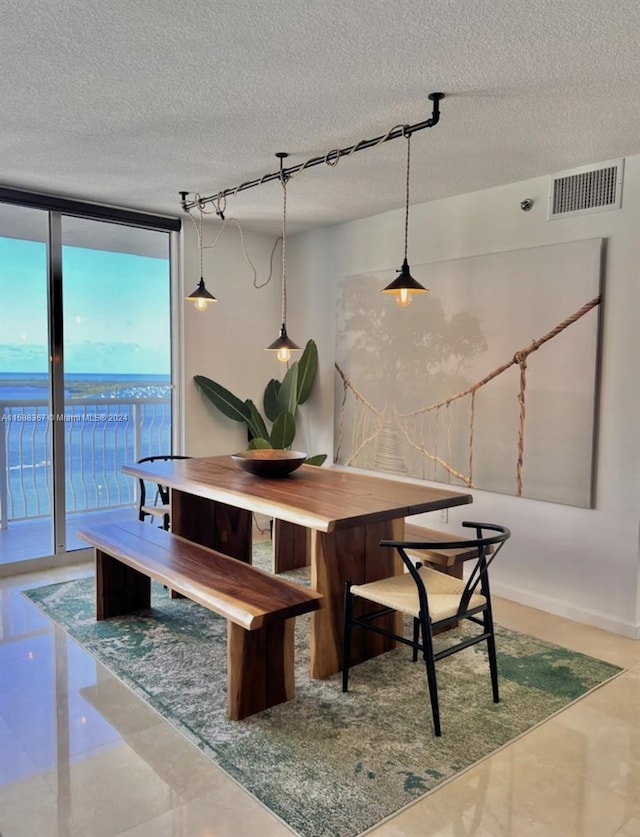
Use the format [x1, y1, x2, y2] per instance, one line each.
[2, 0, 640, 233]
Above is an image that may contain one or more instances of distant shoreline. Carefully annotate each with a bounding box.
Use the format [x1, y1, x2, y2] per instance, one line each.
[0, 373, 171, 399]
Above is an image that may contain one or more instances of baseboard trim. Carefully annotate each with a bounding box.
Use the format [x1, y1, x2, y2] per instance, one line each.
[491, 580, 640, 640]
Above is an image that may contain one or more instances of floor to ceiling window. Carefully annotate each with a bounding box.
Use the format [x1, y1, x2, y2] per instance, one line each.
[0, 191, 180, 571]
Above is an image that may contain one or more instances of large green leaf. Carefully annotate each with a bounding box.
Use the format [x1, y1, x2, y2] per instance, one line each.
[263, 379, 282, 422]
[296, 339, 318, 404]
[278, 363, 299, 416]
[194, 376, 250, 424]
[305, 453, 327, 466]
[244, 399, 269, 441]
[270, 411, 296, 449]
[247, 437, 273, 450]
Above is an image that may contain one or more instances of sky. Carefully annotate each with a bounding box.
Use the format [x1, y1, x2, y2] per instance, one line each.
[0, 237, 170, 375]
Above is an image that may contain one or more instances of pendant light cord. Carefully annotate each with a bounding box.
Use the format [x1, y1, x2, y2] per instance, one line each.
[198, 205, 204, 278]
[404, 132, 411, 261]
[281, 174, 288, 325]
[188, 194, 281, 290]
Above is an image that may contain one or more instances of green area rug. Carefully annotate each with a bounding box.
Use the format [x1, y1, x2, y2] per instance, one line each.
[24, 544, 622, 837]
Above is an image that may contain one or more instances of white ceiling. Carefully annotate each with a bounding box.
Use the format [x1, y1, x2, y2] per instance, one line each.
[2, 0, 640, 233]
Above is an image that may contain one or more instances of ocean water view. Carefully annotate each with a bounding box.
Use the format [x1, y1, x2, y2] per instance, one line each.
[0, 373, 172, 521]
[0, 371, 171, 401]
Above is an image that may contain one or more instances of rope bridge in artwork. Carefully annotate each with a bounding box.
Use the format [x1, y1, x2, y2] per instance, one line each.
[334, 364, 386, 466]
[335, 296, 601, 496]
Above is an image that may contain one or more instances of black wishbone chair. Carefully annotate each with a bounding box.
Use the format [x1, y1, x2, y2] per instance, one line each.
[342, 521, 511, 737]
[137, 455, 191, 531]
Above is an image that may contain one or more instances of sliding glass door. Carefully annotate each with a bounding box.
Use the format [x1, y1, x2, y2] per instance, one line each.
[0, 204, 55, 560]
[0, 193, 178, 569]
[60, 217, 172, 551]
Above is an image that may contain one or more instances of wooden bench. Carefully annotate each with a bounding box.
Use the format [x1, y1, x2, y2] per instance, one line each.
[403, 523, 485, 578]
[274, 522, 481, 575]
[77, 520, 322, 721]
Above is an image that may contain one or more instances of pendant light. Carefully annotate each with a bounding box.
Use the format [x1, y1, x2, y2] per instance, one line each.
[381, 131, 428, 307]
[186, 204, 218, 311]
[266, 152, 301, 363]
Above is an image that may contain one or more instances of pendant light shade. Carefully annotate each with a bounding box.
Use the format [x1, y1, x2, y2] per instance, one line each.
[381, 132, 428, 307]
[186, 277, 218, 311]
[381, 258, 427, 307]
[266, 324, 301, 363]
[266, 152, 302, 363]
[187, 204, 218, 311]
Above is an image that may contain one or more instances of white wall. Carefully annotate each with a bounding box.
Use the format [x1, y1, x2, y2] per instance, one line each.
[181, 216, 324, 460]
[182, 218, 276, 454]
[286, 157, 640, 638]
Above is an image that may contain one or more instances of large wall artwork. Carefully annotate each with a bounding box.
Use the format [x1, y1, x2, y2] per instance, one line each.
[334, 238, 603, 508]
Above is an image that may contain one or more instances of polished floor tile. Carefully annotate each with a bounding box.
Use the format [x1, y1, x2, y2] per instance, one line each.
[491, 598, 640, 670]
[516, 695, 640, 799]
[0, 566, 638, 837]
[116, 784, 295, 836]
[438, 746, 637, 836]
[0, 715, 39, 785]
[614, 812, 640, 835]
[365, 792, 500, 836]
[42, 740, 191, 837]
[0, 773, 85, 837]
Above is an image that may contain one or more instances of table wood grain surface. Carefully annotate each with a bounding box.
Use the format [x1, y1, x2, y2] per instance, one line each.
[122, 455, 472, 532]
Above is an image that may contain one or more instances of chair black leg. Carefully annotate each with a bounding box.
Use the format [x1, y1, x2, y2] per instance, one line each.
[342, 582, 353, 693]
[412, 618, 420, 662]
[420, 613, 441, 736]
[484, 606, 500, 703]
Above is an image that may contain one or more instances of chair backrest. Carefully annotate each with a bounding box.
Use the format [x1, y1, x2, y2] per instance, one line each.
[381, 521, 510, 619]
[137, 455, 191, 509]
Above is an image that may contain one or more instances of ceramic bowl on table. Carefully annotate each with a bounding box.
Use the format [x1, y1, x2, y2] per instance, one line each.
[230, 450, 308, 478]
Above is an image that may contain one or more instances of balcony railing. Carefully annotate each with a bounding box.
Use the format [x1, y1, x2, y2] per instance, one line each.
[0, 397, 171, 528]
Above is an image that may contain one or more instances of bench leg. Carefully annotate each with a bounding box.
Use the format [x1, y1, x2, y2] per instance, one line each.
[96, 549, 151, 620]
[227, 619, 295, 720]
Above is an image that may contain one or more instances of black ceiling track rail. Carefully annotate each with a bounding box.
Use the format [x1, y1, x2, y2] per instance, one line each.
[180, 92, 445, 214]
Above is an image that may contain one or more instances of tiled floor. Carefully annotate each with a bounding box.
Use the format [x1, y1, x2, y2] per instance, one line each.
[0, 564, 638, 837]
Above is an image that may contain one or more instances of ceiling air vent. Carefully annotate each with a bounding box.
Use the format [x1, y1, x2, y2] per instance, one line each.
[548, 159, 624, 219]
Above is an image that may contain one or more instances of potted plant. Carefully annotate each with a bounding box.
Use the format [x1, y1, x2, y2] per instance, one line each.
[194, 339, 326, 465]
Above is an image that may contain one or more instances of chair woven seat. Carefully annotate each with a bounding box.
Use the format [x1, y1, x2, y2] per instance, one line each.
[140, 503, 171, 519]
[351, 566, 486, 622]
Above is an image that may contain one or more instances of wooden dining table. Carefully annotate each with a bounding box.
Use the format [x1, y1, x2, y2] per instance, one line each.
[122, 455, 473, 679]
